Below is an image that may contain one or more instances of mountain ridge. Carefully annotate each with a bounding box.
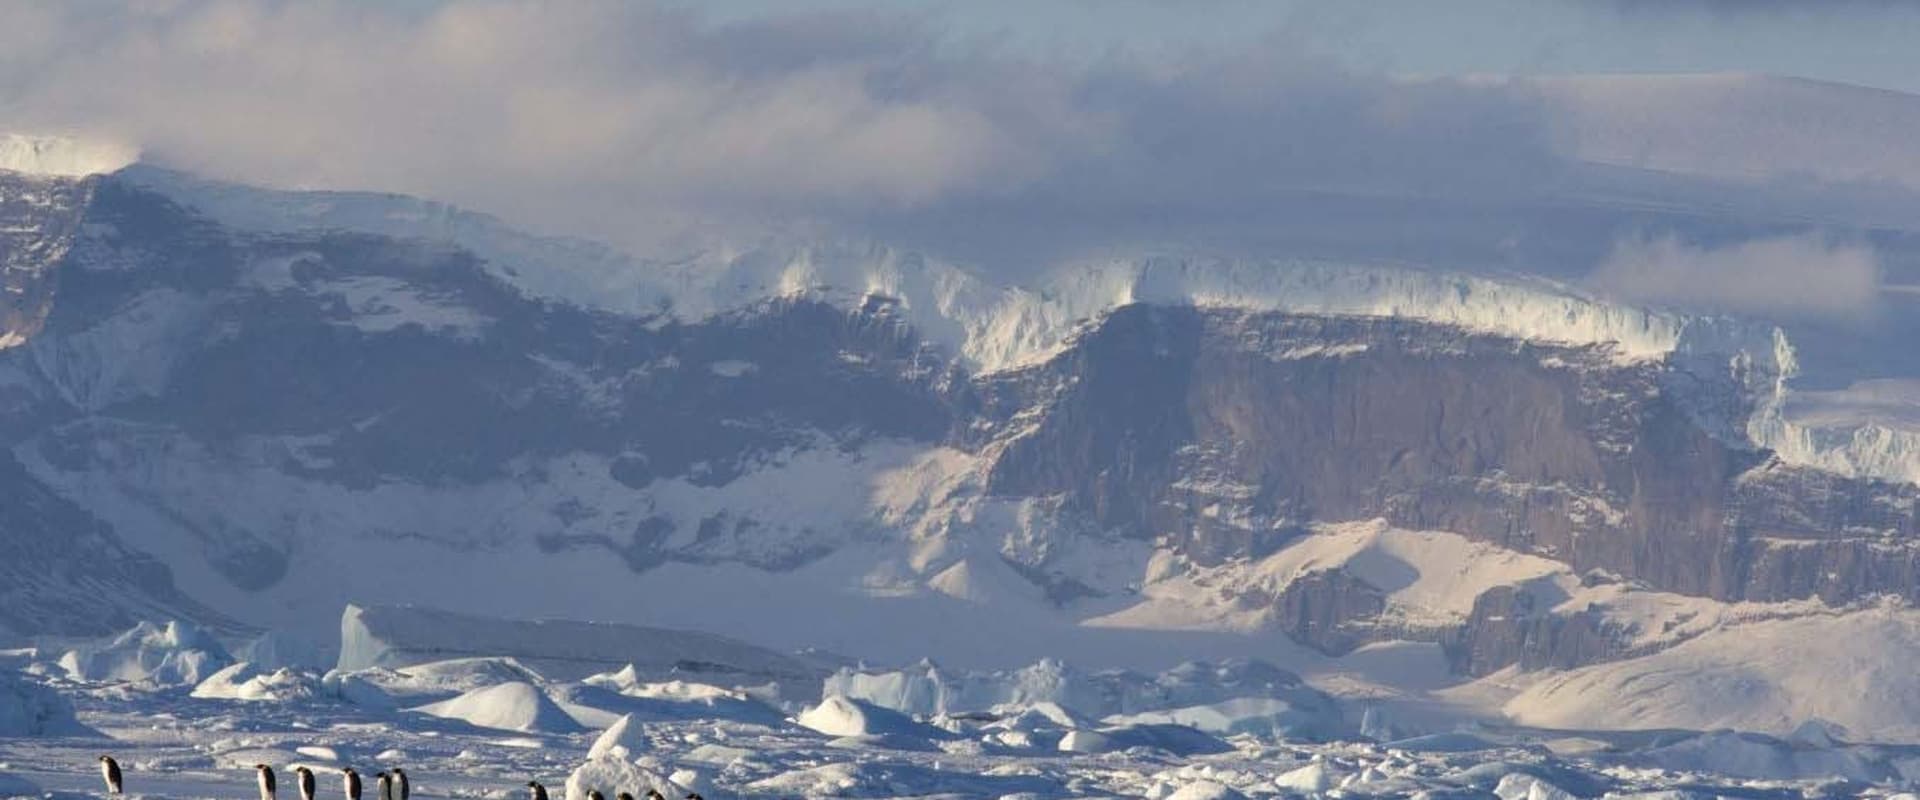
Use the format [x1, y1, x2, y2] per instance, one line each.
[0, 164, 1913, 703]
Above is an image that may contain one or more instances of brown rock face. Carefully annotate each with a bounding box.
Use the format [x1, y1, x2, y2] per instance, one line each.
[970, 306, 1919, 672]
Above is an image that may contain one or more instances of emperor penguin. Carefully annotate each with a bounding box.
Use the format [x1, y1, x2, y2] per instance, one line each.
[256, 764, 278, 800]
[98, 755, 123, 795]
[389, 767, 409, 800]
[295, 767, 316, 800]
[526, 781, 548, 800]
[342, 768, 363, 800]
[375, 772, 393, 800]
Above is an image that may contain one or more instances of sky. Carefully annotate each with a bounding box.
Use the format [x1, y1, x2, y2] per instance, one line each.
[702, 0, 1920, 95]
[1, 0, 1918, 342]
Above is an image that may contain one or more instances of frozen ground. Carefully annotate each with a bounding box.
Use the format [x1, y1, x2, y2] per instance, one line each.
[6, 621, 1920, 799]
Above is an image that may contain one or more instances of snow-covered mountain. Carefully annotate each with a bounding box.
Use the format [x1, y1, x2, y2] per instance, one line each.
[2, 149, 1919, 739]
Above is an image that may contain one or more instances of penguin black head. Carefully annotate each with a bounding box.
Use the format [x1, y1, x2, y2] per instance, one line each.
[344, 768, 358, 775]
[257, 765, 270, 771]
[617, 793, 634, 800]
[525, 782, 539, 789]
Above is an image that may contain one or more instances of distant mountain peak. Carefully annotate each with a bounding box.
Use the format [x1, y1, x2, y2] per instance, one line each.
[0, 134, 140, 178]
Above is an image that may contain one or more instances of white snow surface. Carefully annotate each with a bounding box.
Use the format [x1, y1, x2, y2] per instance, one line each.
[794, 695, 942, 739]
[564, 754, 684, 800]
[6, 638, 1920, 799]
[1091, 520, 1574, 633]
[190, 662, 322, 703]
[585, 714, 651, 760]
[1504, 599, 1920, 742]
[411, 682, 586, 734]
[0, 134, 138, 177]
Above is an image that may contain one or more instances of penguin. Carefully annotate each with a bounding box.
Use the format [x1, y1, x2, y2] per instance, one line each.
[586, 791, 604, 800]
[526, 781, 548, 800]
[98, 755, 123, 795]
[388, 768, 409, 800]
[295, 767, 316, 800]
[617, 793, 634, 800]
[644, 792, 664, 800]
[684, 794, 704, 800]
[342, 768, 363, 800]
[256, 764, 278, 800]
[375, 772, 393, 800]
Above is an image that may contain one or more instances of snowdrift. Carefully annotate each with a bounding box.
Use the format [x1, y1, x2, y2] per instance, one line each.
[565, 754, 685, 800]
[796, 695, 947, 740]
[411, 681, 586, 734]
[0, 669, 87, 736]
[338, 604, 822, 686]
[558, 670, 784, 728]
[58, 620, 233, 686]
[586, 713, 651, 759]
[190, 662, 322, 702]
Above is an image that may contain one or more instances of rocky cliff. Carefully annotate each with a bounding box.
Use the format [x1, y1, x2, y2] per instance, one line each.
[0, 166, 1913, 677]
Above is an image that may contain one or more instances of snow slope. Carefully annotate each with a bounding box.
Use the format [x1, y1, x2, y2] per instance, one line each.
[1504, 600, 1920, 742]
[1089, 521, 1574, 633]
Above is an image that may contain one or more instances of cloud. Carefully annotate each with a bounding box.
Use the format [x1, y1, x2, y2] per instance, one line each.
[0, 0, 1572, 260]
[1597, 0, 1920, 18]
[1586, 233, 1882, 319]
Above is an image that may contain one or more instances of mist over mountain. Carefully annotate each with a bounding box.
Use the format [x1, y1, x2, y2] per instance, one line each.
[7, 5, 1920, 795]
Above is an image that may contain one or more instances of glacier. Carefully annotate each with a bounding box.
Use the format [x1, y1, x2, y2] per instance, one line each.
[88, 160, 1920, 490]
